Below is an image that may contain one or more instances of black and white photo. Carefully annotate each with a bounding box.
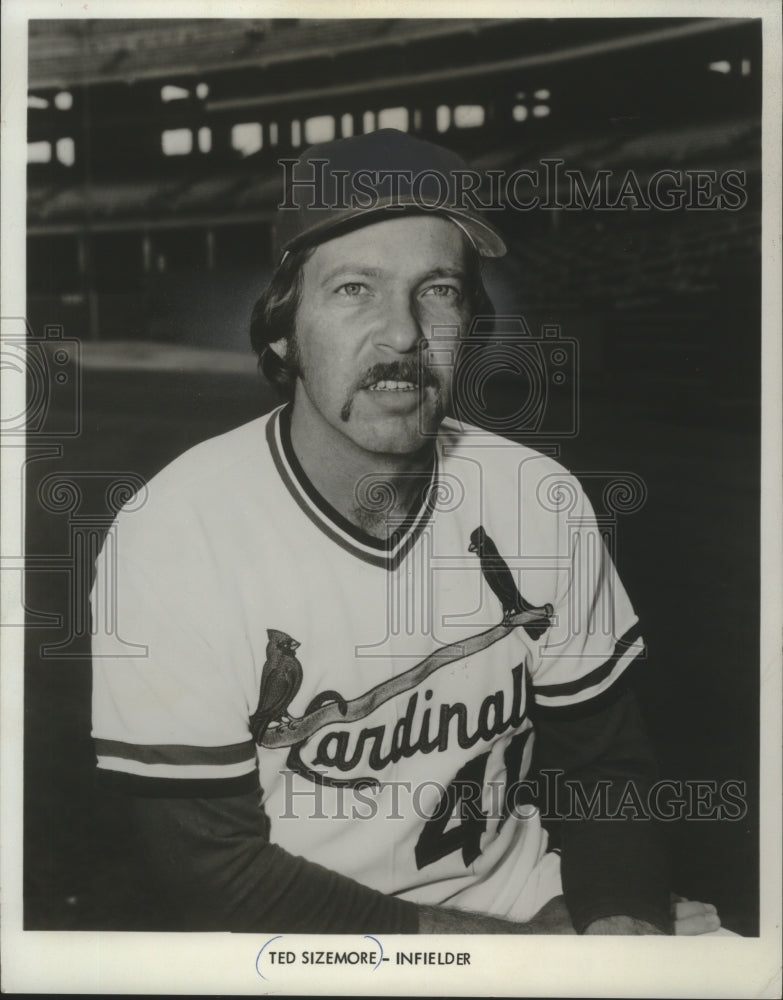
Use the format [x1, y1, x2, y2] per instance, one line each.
[1, 1, 780, 995]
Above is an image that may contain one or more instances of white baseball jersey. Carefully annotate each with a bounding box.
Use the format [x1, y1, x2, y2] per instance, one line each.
[91, 404, 644, 920]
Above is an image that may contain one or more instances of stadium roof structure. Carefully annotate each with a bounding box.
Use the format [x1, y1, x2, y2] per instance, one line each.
[30, 16, 755, 93]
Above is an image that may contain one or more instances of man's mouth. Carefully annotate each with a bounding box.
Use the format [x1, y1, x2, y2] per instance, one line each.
[340, 361, 440, 421]
[366, 379, 418, 392]
[359, 361, 438, 393]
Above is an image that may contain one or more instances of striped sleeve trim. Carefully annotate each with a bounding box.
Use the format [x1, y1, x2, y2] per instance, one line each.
[95, 768, 260, 798]
[94, 738, 256, 766]
[533, 623, 645, 710]
[94, 738, 258, 782]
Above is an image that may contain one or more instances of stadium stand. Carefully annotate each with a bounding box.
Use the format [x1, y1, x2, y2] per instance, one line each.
[26, 16, 761, 418]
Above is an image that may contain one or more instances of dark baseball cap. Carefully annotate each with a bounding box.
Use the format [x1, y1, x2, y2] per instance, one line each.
[275, 128, 507, 261]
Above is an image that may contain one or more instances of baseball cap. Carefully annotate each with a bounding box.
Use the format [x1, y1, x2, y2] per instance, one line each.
[275, 128, 507, 261]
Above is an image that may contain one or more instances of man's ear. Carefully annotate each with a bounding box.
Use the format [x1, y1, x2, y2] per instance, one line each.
[268, 337, 288, 360]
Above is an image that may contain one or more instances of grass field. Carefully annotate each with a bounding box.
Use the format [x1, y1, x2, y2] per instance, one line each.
[22, 345, 760, 935]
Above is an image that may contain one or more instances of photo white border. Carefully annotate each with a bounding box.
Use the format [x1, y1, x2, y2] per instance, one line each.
[2, 0, 780, 995]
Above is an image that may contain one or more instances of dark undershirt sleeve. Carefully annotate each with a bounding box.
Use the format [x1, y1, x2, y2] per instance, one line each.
[531, 685, 673, 934]
[122, 791, 419, 933]
[109, 686, 667, 934]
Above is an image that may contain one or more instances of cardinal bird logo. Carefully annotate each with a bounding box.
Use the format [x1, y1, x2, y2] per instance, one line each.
[469, 526, 553, 640]
[249, 628, 304, 745]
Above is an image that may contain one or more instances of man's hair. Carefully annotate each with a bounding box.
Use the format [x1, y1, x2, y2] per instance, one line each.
[249, 246, 314, 396]
[249, 222, 495, 398]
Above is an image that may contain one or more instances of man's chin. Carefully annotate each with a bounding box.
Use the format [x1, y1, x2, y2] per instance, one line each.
[348, 397, 444, 455]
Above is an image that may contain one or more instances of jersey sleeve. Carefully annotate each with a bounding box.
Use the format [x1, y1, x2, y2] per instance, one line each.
[529, 473, 646, 716]
[91, 500, 258, 797]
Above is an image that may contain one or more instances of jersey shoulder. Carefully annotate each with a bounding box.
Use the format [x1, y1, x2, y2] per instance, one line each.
[110, 407, 282, 555]
[438, 417, 577, 484]
[436, 418, 591, 540]
[124, 407, 279, 508]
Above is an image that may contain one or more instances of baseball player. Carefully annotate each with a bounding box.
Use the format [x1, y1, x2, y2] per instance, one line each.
[91, 129, 721, 936]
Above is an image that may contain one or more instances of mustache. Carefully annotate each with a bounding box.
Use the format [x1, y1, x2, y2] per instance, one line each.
[356, 359, 441, 391]
[340, 358, 442, 422]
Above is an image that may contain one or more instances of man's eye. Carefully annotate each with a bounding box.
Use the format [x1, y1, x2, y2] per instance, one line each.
[423, 284, 460, 299]
[337, 282, 366, 297]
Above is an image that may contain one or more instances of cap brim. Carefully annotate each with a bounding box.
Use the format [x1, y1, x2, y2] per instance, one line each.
[279, 196, 507, 260]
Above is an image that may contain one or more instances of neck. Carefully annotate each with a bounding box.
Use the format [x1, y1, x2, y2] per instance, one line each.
[288, 401, 436, 540]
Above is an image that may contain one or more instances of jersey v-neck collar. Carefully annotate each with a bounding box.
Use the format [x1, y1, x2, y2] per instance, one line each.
[265, 404, 439, 571]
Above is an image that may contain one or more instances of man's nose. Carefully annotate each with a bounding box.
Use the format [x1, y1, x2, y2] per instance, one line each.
[373, 293, 425, 354]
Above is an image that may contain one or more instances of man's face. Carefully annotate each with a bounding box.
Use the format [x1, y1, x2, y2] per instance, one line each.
[280, 214, 473, 457]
